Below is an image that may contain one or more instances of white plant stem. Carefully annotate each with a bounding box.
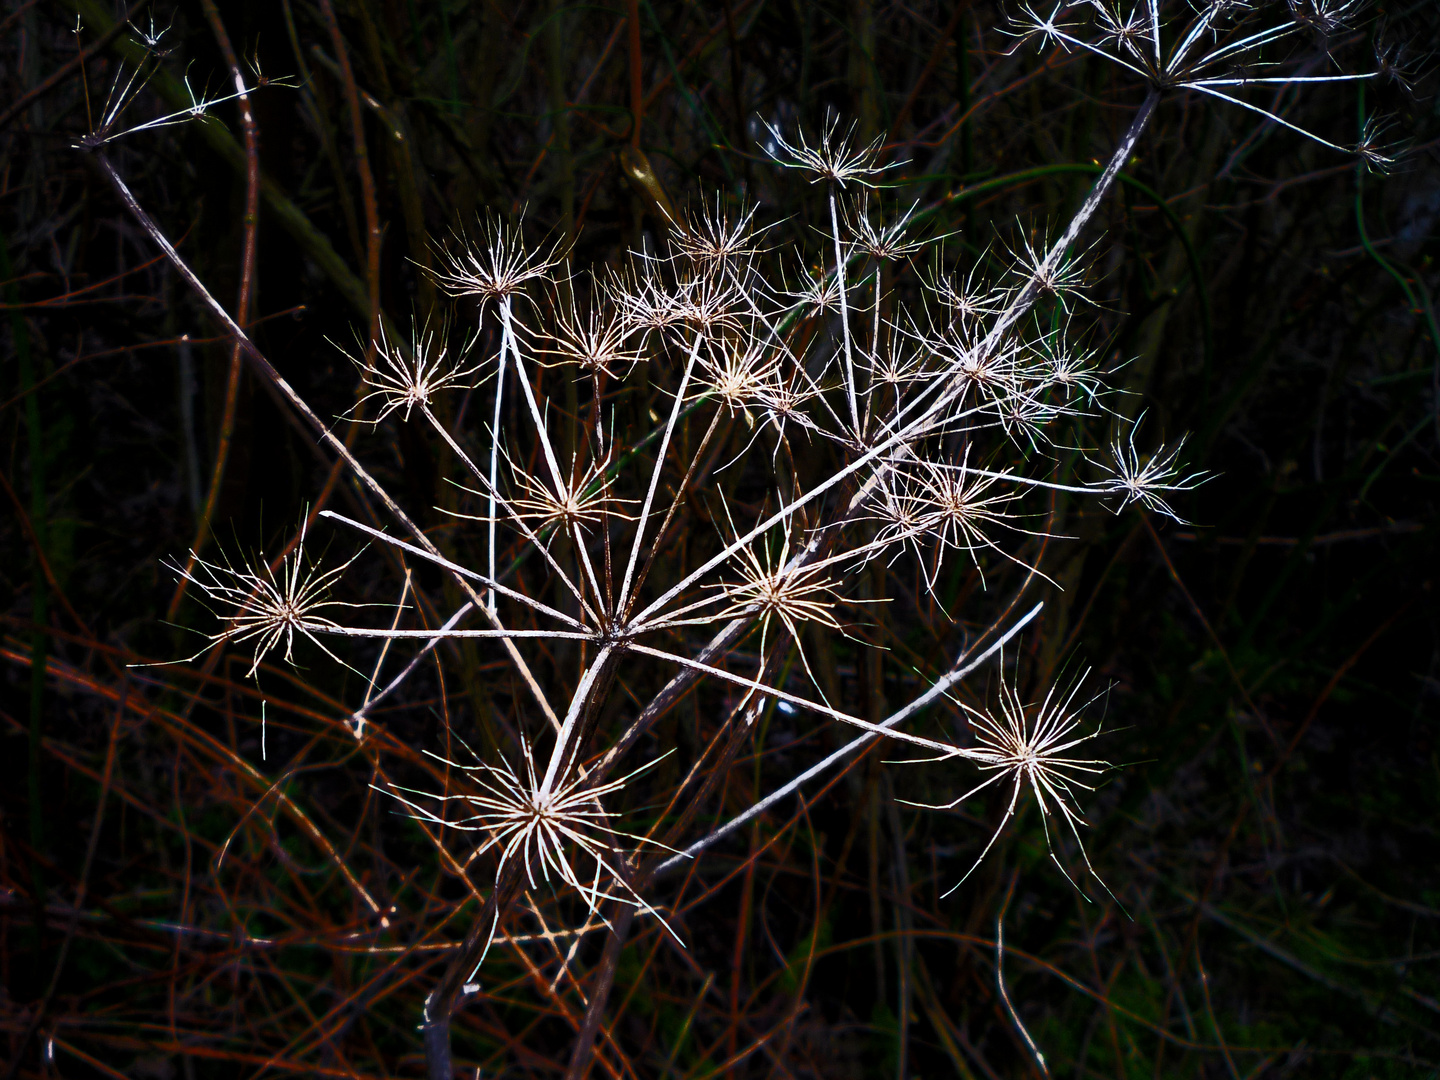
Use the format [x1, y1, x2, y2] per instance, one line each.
[318, 510, 588, 629]
[420, 406, 597, 622]
[101, 156, 560, 731]
[538, 645, 616, 799]
[487, 300, 513, 612]
[830, 186, 861, 433]
[617, 329, 705, 616]
[651, 600, 1043, 876]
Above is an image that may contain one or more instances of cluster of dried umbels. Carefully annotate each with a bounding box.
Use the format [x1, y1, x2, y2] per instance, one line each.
[85, 0, 1391, 1073]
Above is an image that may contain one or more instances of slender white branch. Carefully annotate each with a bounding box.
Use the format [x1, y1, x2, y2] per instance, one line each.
[651, 602, 1043, 876]
[488, 300, 513, 611]
[349, 601, 473, 735]
[318, 510, 589, 629]
[626, 643, 985, 757]
[1180, 81, 1354, 156]
[830, 187, 861, 433]
[617, 330, 705, 615]
[425, 408, 599, 622]
[538, 645, 616, 799]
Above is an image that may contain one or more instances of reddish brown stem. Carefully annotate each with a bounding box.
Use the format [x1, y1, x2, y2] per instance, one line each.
[886, 0, 973, 145]
[317, 0, 382, 345]
[169, 1, 260, 620]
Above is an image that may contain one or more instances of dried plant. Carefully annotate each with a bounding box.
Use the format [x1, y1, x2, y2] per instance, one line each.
[21, 0, 1412, 1075]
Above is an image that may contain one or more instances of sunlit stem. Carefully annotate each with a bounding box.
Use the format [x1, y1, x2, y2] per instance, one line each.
[502, 298, 566, 497]
[499, 299, 609, 610]
[1188, 21, 1298, 75]
[633, 99, 1162, 630]
[422, 406, 596, 618]
[1167, 3, 1220, 72]
[1147, 0, 1161, 68]
[979, 86, 1160, 352]
[538, 644, 615, 800]
[829, 185, 860, 433]
[486, 299, 513, 612]
[617, 330, 704, 619]
[651, 601, 1043, 877]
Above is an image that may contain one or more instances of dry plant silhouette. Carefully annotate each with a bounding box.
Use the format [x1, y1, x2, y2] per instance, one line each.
[2, 1, 1438, 1078]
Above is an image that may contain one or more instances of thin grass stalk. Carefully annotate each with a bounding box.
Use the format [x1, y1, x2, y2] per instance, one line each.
[168, 0, 259, 620]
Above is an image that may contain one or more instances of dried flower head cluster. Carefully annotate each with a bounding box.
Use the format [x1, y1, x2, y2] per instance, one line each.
[901, 664, 1113, 898]
[154, 4, 1387, 1044]
[177, 163, 1201, 914]
[164, 526, 366, 678]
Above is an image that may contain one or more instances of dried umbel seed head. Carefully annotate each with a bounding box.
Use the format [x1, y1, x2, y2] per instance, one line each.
[783, 260, 843, 314]
[1087, 418, 1209, 523]
[714, 535, 845, 640]
[509, 453, 632, 536]
[671, 197, 767, 272]
[344, 317, 477, 424]
[699, 339, 784, 416]
[163, 529, 365, 678]
[915, 456, 1026, 572]
[1008, 228, 1094, 310]
[380, 739, 680, 935]
[1033, 334, 1104, 406]
[846, 195, 927, 261]
[542, 289, 642, 380]
[430, 214, 563, 308]
[898, 664, 1114, 898]
[762, 110, 896, 189]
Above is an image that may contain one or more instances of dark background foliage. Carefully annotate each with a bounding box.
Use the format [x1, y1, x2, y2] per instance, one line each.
[2, 0, 1439, 1076]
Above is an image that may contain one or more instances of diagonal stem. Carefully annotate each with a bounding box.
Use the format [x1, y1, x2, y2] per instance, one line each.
[96, 155, 560, 731]
[650, 601, 1042, 876]
[618, 329, 705, 616]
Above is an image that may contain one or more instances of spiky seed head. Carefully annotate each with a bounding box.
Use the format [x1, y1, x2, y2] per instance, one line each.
[763, 110, 896, 189]
[346, 316, 476, 423]
[431, 214, 562, 307]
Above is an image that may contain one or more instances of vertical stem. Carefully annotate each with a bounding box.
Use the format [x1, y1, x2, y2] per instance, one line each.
[169, 0, 259, 620]
[487, 300, 513, 613]
[618, 330, 704, 618]
[422, 862, 524, 1080]
[830, 186, 860, 432]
